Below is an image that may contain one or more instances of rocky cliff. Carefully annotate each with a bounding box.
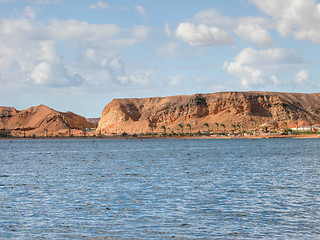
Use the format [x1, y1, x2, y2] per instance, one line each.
[97, 92, 320, 134]
[0, 105, 94, 137]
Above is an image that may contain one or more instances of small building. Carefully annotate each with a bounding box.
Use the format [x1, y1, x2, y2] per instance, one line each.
[291, 125, 319, 132]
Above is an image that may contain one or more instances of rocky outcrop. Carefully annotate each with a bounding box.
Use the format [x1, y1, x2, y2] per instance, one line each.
[0, 105, 94, 137]
[97, 92, 320, 134]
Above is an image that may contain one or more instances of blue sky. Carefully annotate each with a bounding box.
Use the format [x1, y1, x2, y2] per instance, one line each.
[0, 0, 320, 117]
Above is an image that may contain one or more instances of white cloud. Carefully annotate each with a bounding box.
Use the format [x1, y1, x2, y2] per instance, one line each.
[48, 19, 121, 47]
[129, 70, 153, 85]
[173, 8, 273, 47]
[0, 16, 151, 92]
[175, 22, 234, 46]
[135, 5, 147, 16]
[157, 42, 181, 58]
[132, 25, 150, 39]
[235, 23, 273, 47]
[30, 60, 84, 87]
[231, 47, 303, 67]
[192, 8, 234, 28]
[294, 69, 311, 85]
[164, 23, 171, 36]
[223, 47, 306, 88]
[89, 1, 109, 10]
[223, 61, 264, 88]
[168, 74, 185, 86]
[251, 0, 320, 44]
[118, 6, 129, 11]
[22, 6, 36, 19]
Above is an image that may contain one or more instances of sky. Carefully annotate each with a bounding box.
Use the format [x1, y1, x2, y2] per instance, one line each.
[0, 0, 320, 117]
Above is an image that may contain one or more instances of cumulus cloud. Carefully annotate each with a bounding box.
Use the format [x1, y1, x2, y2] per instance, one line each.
[30, 60, 84, 87]
[251, 0, 320, 44]
[235, 23, 274, 47]
[48, 19, 121, 47]
[89, 1, 109, 10]
[223, 61, 264, 88]
[129, 70, 153, 85]
[294, 69, 311, 85]
[0, 16, 151, 92]
[135, 5, 147, 16]
[223, 47, 306, 88]
[192, 8, 234, 28]
[71, 51, 154, 89]
[231, 47, 302, 66]
[175, 22, 234, 46]
[174, 8, 273, 47]
[105, 58, 153, 86]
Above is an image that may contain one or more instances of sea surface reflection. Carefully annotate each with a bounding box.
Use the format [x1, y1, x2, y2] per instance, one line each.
[1, 138, 320, 239]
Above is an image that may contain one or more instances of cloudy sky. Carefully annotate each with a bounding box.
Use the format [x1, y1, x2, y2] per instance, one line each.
[1, 0, 320, 117]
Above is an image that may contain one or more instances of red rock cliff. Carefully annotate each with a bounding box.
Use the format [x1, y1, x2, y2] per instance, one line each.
[97, 92, 320, 134]
[0, 105, 94, 137]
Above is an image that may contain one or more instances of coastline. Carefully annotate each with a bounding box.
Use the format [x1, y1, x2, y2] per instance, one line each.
[1, 133, 319, 140]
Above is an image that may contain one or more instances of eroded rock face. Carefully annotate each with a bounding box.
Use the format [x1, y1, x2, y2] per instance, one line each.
[0, 105, 94, 137]
[98, 92, 320, 134]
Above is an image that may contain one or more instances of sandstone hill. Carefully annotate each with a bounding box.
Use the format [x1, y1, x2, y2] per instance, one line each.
[0, 105, 94, 137]
[97, 91, 320, 134]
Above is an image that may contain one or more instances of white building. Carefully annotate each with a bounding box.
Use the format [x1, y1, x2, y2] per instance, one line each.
[291, 125, 319, 132]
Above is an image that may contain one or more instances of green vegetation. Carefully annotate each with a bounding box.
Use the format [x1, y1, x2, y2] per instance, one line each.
[161, 125, 166, 135]
[215, 122, 219, 132]
[178, 124, 184, 135]
[0, 129, 11, 138]
[186, 123, 192, 134]
[148, 123, 154, 135]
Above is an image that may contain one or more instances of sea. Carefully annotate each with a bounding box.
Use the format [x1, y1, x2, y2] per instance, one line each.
[1, 138, 320, 239]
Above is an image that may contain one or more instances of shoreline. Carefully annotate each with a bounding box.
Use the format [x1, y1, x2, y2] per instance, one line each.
[1, 133, 319, 140]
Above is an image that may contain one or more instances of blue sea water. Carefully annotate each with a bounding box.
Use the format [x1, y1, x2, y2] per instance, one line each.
[0, 138, 320, 239]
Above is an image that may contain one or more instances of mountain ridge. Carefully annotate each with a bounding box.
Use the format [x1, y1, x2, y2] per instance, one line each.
[0, 104, 94, 137]
[97, 91, 320, 134]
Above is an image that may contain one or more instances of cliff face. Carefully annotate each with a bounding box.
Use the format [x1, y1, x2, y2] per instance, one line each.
[0, 105, 94, 137]
[98, 92, 320, 134]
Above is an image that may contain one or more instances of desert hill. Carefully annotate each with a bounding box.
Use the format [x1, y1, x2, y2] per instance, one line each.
[97, 91, 320, 134]
[0, 105, 94, 137]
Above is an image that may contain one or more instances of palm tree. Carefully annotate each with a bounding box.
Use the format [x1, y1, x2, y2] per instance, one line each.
[186, 123, 192, 134]
[161, 125, 166, 135]
[237, 124, 241, 133]
[296, 120, 299, 133]
[220, 123, 226, 133]
[204, 123, 209, 136]
[178, 124, 184, 134]
[215, 122, 219, 132]
[232, 124, 237, 132]
[148, 123, 154, 135]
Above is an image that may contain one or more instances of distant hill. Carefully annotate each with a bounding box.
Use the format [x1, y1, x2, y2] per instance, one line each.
[97, 91, 320, 134]
[86, 118, 100, 127]
[0, 105, 95, 137]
